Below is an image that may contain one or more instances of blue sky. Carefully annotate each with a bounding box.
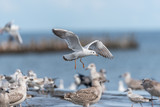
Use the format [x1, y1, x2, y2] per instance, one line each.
[0, 0, 160, 31]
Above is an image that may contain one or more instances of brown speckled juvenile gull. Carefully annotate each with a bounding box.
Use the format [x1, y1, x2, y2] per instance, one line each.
[125, 88, 156, 107]
[120, 72, 144, 90]
[52, 29, 113, 69]
[8, 76, 28, 106]
[64, 78, 102, 107]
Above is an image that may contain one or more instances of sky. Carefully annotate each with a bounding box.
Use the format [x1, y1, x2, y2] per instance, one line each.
[0, 0, 160, 32]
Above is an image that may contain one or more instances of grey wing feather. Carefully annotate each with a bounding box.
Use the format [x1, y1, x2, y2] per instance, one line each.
[85, 40, 113, 58]
[52, 29, 83, 51]
[131, 93, 144, 99]
[5, 21, 12, 28]
[129, 79, 143, 90]
[129, 94, 147, 102]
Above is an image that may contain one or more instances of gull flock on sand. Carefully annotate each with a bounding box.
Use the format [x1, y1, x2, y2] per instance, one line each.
[0, 23, 160, 107]
[0, 69, 57, 107]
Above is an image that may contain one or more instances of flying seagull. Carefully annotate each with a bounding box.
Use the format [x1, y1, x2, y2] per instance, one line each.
[52, 29, 113, 69]
[0, 21, 23, 44]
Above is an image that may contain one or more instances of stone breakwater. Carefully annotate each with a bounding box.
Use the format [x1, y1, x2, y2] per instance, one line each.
[0, 35, 138, 54]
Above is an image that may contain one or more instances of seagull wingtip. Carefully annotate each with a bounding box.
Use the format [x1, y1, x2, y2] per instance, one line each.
[110, 55, 114, 59]
[52, 29, 56, 33]
[52, 28, 65, 35]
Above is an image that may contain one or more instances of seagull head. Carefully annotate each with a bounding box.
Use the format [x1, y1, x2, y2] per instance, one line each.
[85, 63, 96, 70]
[0, 87, 4, 93]
[100, 69, 106, 74]
[0, 87, 9, 93]
[120, 72, 131, 79]
[88, 50, 98, 56]
[18, 76, 29, 84]
[141, 78, 152, 86]
[124, 88, 132, 93]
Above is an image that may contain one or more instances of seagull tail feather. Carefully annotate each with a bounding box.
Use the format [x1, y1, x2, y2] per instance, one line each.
[149, 98, 157, 101]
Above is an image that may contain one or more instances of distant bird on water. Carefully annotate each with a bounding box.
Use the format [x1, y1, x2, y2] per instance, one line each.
[125, 88, 156, 107]
[118, 80, 126, 92]
[52, 29, 113, 69]
[64, 78, 102, 107]
[0, 21, 23, 44]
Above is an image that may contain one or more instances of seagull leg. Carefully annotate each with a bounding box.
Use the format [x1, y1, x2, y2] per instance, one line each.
[83, 103, 89, 107]
[25, 100, 30, 106]
[80, 58, 85, 68]
[151, 96, 154, 107]
[131, 103, 133, 107]
[140, 103, 143, 107]
[75, 59, 76, 69]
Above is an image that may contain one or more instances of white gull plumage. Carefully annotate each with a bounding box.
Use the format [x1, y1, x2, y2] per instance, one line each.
[58, 79, 64, 89]
[125, 88, 156, 107]
[0, 21, 23, 44]
[86, 63, 108, 92]
[52, 29, 113, 69]
[118, 80, 126, 92]
[0, 87, 9, 107]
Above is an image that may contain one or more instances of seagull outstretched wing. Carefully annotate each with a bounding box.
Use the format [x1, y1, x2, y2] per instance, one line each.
[52, 29, 83, 51]
[9, 30, 23, 44]
[85, 40, 113, 58]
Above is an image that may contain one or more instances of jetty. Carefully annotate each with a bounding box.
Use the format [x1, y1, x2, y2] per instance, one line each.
[0, 35, 138, 54]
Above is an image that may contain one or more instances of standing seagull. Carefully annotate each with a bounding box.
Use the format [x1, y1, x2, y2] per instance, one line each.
[120, 72, 144, 90]
[141, 79, 160, 106]
[0, 87, 9, 107]
[8, 76, 28, 106]
[0, 21, 23, 44]
[125, 88, 156, 107]
[86, 63, 109, 92]
[64, 78, 102, 107]
[52, 29, 113, 69]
